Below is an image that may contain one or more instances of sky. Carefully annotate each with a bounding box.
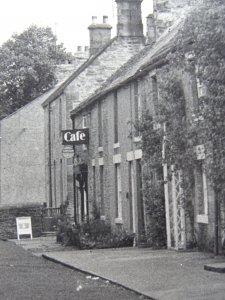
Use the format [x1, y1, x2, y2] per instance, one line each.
[0, 0, 153, 53]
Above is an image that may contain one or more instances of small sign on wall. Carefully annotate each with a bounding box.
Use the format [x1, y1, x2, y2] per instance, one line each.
[16, 217, 33, 240]
[194, 144, 206, 160]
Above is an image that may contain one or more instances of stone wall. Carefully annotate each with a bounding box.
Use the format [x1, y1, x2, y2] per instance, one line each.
[0, 94, 47, 207]
[73, 73, 155, 237]
[0, 61, 83, 209]
[44, 36, 145, 216]
[0, 204, 43, 239]
[72, 60, 218, 251]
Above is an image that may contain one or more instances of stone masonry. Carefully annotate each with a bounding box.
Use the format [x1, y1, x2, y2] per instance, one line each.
[42, 0, 146, 219]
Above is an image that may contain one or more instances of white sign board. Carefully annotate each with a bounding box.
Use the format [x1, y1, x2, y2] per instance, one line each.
[194, 144, 206, 160]
[16, 217, 33, 240]
[62, 146, 74, 159]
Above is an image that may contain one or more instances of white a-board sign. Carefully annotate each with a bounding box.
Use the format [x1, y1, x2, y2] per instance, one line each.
[16, 217, 33, 240]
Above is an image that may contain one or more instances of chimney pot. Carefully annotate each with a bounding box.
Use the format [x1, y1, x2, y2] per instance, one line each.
[92, 16, 97, 24]
[84, 46, 89, 52]
[103, 16, 108, 24]
[77, 46, 82, 52]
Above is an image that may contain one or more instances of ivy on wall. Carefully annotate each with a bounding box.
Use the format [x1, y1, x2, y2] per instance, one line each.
[139, 0, 225, 247]
[139, 111, 166, 248]
[171, 0, 225, 199]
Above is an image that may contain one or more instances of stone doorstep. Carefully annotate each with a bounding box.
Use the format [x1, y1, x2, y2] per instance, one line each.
[41, 231, 57, 237]
[204, 263, 225, 273]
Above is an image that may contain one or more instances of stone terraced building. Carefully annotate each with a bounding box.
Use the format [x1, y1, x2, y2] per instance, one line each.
[1, 0, 222, 253]
[70, 0, 225, 252]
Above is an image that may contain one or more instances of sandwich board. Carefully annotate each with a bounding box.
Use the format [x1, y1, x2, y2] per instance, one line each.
[16, 217, 33, 240]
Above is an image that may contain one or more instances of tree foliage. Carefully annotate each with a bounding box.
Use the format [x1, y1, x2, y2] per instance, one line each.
[0, 25, 72, 118]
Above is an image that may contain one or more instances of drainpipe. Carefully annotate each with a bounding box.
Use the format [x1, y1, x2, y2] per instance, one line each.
[0, 121, 1, 204]
[48, 104, 53, 207]
[72, 117, 77, 224]
[214, 190, 219, 256]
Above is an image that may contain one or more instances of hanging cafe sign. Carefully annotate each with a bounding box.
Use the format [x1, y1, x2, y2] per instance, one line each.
[62, 129, 89, 145]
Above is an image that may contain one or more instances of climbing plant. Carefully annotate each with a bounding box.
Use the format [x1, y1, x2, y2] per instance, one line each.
[169, 0, 225, 199]
[138, 0, 225, 247]
[138, 111, 166, 248]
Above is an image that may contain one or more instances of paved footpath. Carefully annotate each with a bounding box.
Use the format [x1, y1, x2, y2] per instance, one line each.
[12, 237, 225, 300]
[1, 239, 147, 300]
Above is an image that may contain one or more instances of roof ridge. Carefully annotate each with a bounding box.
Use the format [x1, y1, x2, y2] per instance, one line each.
[70, 17, 186, 116]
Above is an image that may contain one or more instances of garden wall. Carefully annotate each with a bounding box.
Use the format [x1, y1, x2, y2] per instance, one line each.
[0, 203, 43, 239]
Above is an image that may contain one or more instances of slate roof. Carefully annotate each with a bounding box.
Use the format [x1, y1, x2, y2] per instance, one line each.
[70, 17, 186, 117]
[41, 37, 117, 108]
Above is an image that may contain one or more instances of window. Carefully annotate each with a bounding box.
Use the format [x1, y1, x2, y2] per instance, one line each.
[136, 159, 145, 233]
[53, 160, 57, 208]
[82, 115, 87, 151]
[100, 166, 104, 215]
[60, 159, 63, 204]
[82, 115, 87, 128]
[196, 78, 207, 99]
[134, 81, 141, 136]
[196, 163, 208, 224]
[93, 166, 96, 204]
[59, 98, 62, 133]
[98, 101, 102, 147]
[151, 75, 159, 117]
[50, 103, 56, 142]
[114, 91, 118, 143]
[128, 161, 135, 232]
[115, 164, 122, 219]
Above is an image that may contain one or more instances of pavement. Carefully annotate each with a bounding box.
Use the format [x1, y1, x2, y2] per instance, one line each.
[10, 236, 225, 300]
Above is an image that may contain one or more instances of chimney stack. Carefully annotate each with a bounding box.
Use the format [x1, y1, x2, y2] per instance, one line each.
[116, 0, 143, 37]
[88, 16, 112, 56]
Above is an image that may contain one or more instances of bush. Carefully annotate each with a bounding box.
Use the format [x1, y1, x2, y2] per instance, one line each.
[79, 223, 134, 250]
[56, 218, 135, 249]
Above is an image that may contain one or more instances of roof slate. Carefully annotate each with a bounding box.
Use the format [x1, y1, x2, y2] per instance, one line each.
[41, 37, 117, 108]
[71, 18, 185, 116]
